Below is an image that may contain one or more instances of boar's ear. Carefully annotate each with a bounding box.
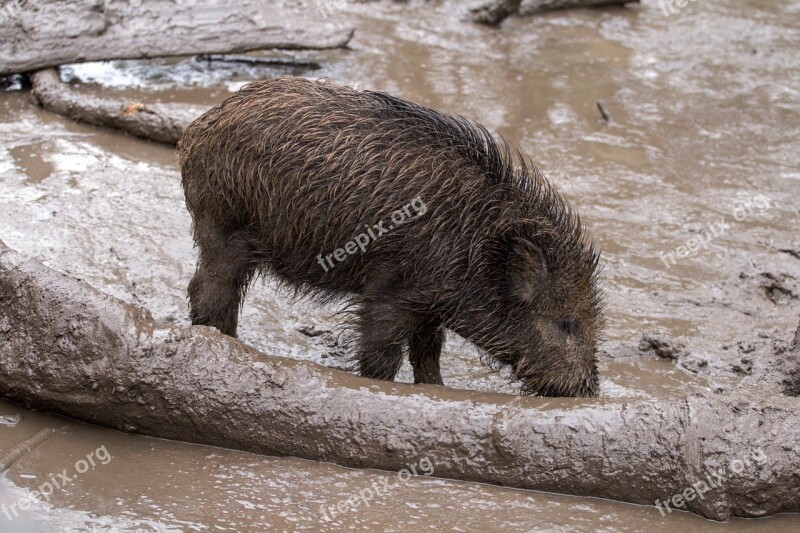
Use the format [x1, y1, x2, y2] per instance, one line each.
[505, 235, 550, 303]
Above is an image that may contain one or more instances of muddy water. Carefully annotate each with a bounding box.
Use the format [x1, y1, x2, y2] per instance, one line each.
[5, 400, 800, 533]
[1, 0, 799, 530]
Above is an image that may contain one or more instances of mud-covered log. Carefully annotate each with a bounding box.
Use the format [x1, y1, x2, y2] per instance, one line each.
[780, 319, 800, 396]
[0, 239, 798, 521]
[471, 0, 639, 25]
[0, 0, 353, 76]
[470, 0, 523, 24]
[30, 69, 202, 145]
[195, 54, 322, 70]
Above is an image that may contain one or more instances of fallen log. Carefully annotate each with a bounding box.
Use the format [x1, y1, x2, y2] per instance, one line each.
[471, 0, 639, 25]
[0, 0, 354, 76]
[470, 0, 523, 25]
[30, 69, 203, 145]
[780, 320, 800, 396]
[195, 55, 322, 70]
[0, 239, 798, 521]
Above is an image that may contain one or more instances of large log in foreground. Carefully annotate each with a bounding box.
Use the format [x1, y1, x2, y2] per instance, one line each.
[780, 323, 800, 396]
[30, 69, 203, 145]
[0, 0, 354, 76]
[0, 240, 798, 521]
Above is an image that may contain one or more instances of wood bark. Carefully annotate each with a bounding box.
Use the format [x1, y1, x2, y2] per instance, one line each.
[30, 68, 203, 145]
[0, 239, 798, 521]
[471, 0, 639, 25]
[0, 0, 353, 76]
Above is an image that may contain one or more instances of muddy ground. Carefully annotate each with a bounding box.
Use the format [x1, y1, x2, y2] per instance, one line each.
[0, 0, 798, 530]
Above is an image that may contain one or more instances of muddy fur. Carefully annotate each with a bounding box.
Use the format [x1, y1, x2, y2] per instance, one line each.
[178, 77, 603, 397]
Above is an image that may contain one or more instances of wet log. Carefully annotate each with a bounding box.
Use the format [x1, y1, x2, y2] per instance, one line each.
[471, 0, 639, 25]
[470, 0, 523, 24]
[0, 239, 798, 521]
[0, 0, 353, 76]
[30, 69, 202, 145]
[779, 319, 800, 396]
[195, 55, 322, 70]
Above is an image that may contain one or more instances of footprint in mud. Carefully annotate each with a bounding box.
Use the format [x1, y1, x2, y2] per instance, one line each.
[758, 273, 798, 305]
[297, 324, 351, 369]
[637, 329, 793, 381]
[637, 332, 709, 375]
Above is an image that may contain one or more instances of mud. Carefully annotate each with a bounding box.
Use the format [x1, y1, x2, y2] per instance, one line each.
[3, 401, 798, 532]
[1, 239, 799, 522]
[777, 320, 800, 396]
[1, 0, 799, 529]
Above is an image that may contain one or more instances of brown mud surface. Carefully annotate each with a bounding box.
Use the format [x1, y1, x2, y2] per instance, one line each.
[1, 0, 799, 530]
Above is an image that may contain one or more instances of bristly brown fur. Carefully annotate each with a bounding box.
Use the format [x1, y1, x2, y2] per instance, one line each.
[178, 77, 603, 397]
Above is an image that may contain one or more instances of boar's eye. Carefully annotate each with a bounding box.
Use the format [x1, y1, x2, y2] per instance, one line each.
[555, 318, 577, 336]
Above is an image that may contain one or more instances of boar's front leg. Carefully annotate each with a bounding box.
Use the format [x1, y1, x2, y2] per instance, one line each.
[355, 299, 409, 381]
[409, 323, 445, 385]
[188, 220, 257, 338]
[356, 299, 445, 386]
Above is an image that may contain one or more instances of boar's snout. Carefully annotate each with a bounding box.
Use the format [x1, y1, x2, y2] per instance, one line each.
[513, 344, 599, 398]
[532, 373, 599, 398]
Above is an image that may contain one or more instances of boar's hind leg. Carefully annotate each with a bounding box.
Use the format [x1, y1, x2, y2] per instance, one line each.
[356, 300, 408, 381]
[409, 324, 445, 385]
[188, 221, 257, 337]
